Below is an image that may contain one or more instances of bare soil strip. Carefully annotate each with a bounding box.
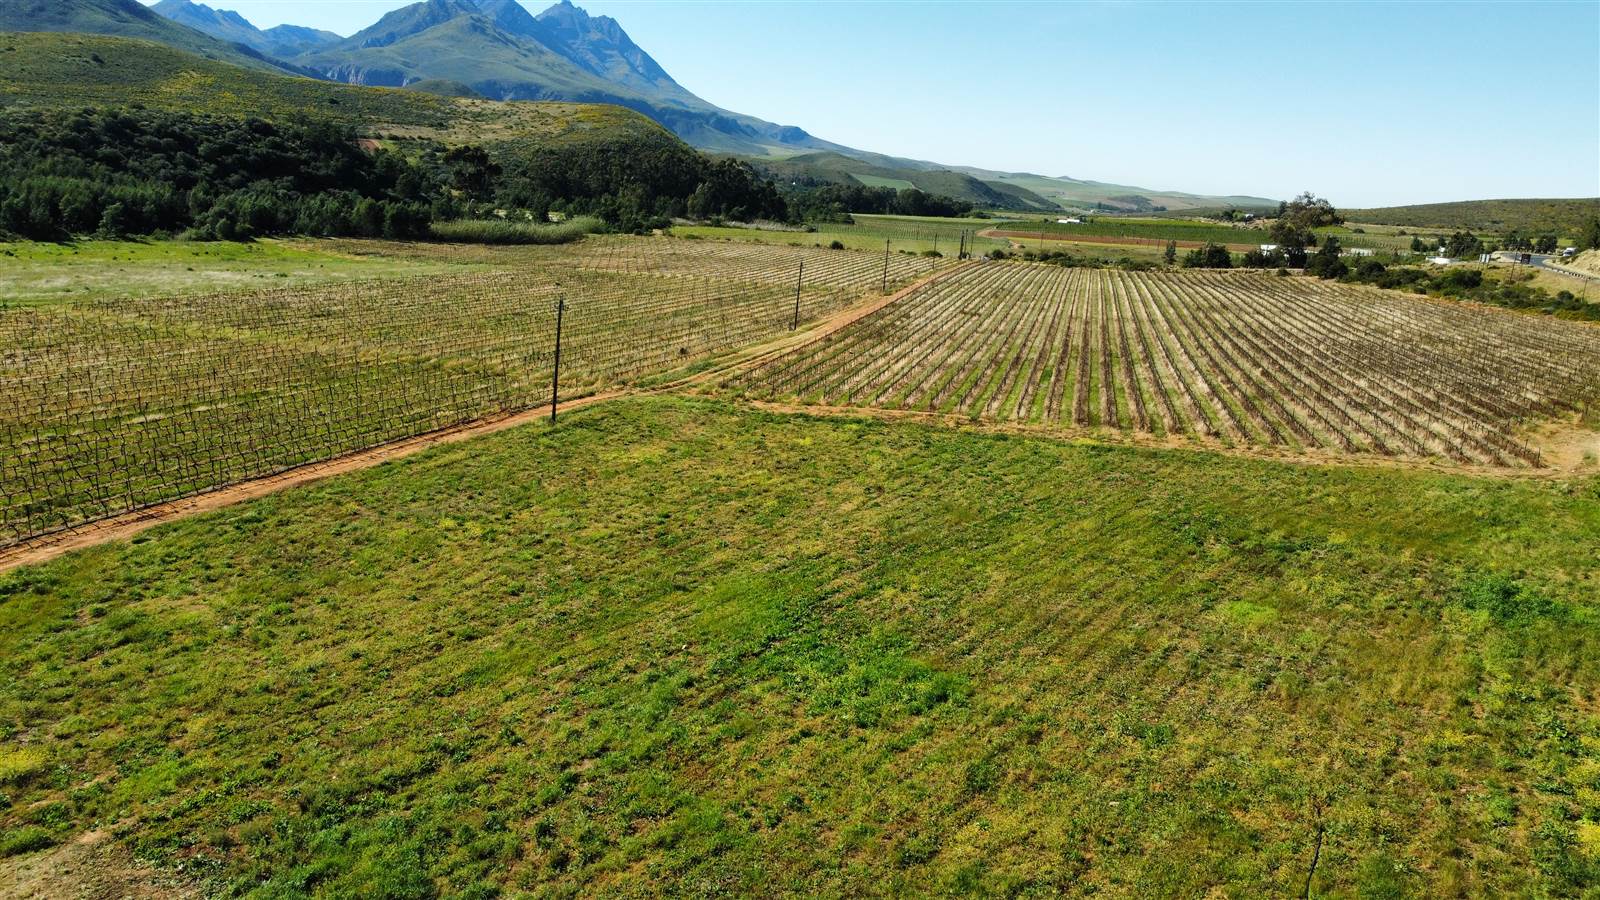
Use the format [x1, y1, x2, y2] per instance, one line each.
[0, 263, 974, 575]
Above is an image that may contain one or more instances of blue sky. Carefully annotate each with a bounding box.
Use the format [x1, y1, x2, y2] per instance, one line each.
[143, 0, 1600, 206]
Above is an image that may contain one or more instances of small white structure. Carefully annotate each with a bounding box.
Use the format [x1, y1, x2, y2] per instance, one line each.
[1563, 247, 1578, 257]
[1259, 244, 1279, 252]
[1345, 247, 1375, 257]
[1428, 256, 1454, 266]
[1057, 217, 1082, 224]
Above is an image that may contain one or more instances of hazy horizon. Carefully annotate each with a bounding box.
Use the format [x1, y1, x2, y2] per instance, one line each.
[140, 0, 1600, 208]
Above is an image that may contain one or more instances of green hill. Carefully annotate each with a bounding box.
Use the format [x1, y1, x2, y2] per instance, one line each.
[1346, 198, 1600, 236]
[0, 0, 307, 76]
[0, 32, 675, 150]
[746, 152, 1060, 212]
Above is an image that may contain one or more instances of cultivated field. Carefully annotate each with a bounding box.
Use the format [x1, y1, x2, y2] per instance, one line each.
[671, 214, 1011, 257]
[0, 238, 946, 546]
[991, 218, 1425, 252]
[737, 262, 1600, 466]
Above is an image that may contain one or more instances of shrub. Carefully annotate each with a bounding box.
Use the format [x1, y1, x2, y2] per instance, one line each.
[0, 826, 53, 858]
[0, 748, 48, 786]
[828, 240, 845, 250]
[1183, 243, 1232, 268]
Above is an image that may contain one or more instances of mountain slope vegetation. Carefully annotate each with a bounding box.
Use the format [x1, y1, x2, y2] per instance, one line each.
[0, 0, 308, 75]
[287, 0, 848, 158]
[1345, 198, 1600, 236]
[0, 32, 665, 147]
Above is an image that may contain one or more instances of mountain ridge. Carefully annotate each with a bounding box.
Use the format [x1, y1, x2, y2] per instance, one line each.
[150, 0, 340, 57]
[16, 0, 1279, 211]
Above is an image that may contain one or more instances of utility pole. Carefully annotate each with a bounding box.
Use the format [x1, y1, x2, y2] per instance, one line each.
[550, 295, 565, 424]
[792, 260, 804, 330]
[882, 238, 891, 293]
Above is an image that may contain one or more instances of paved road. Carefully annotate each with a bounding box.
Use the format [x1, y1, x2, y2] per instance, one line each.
[1492, 251, 1597, 280]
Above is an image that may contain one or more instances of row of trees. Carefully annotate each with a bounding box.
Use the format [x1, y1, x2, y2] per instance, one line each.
[785, 184, 975, 223]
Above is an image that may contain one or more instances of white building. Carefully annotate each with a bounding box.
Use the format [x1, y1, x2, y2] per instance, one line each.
[1057, 218, 1083, 224]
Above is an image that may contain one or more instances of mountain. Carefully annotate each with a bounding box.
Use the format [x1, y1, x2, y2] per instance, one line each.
[0, 31, 676, 154]
[11, 0, 1279, 211]
[0, 0, 306, 75]
[150, 0, 340, 58]
[293, 0, 854, 158]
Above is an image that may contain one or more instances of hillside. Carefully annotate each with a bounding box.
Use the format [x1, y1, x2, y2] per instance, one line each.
[281, 0, 851, 159]
[1346, 198, 1600, 235]
[0, 32, 673, 149]
[955, 168, 1279, 213]
[746, 151, 1060, 211]
[0, 0, 308, 75]
[0, 0, 1281, 212]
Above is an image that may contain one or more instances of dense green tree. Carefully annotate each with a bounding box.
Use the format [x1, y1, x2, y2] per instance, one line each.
[0, 108, 433, 240]
[1534, 234, 1558, 254]
[1443, 231, 1483, 259]
[1306, 236, 1348, 279]
[1164, 240, 1177, 265]
[1182, 243, 1232, 268]
[443, 146, 500, 201]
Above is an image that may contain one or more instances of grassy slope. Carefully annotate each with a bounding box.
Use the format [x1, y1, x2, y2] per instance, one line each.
[0, 239, 483, 305]
[1346, 199, 1600, 237]
[0, 0, 300, 76]
[0, 32, 673, 149]
[2, 396, 1597, 896]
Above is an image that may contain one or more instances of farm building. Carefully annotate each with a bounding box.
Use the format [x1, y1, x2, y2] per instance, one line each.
[1259, 244, 1279, 252]
[1057, 217, 1083, 224]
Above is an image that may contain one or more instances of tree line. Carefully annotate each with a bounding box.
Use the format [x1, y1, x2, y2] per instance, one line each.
[0, 107, 988, 242]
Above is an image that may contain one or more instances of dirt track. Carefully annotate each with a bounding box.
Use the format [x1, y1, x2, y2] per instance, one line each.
[0, 263, 975, 576]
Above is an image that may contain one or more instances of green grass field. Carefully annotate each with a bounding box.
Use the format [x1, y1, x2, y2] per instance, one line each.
[2, 396, 1597, 896]
[0, 240, 478, 306]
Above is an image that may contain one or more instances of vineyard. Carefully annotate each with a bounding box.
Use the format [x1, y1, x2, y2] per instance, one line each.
[0, 238, 947, 546]
[992, 218, 1419, 252]
[737, 262, 1600, 466]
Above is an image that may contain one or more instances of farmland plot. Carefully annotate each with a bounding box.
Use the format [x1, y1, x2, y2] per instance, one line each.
[0, 239, 946, 546]
[738, 263, 1600, 466]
